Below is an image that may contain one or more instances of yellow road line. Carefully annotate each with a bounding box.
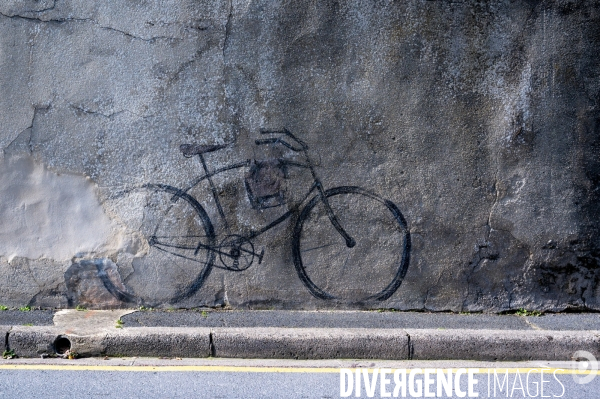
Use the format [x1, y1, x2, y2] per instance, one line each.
[0, 365, 337, 373]
[0, 365, 597, 374]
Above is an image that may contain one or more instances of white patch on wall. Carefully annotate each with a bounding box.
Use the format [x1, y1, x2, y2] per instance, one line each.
[0, 155, 125, 262]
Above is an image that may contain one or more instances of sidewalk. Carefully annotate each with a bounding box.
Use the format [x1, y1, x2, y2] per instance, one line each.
[1, 310, 599, 361]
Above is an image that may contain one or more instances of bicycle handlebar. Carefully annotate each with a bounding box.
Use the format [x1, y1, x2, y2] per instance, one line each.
[255, 137, 304, 152]
[258, 128, 308, 151]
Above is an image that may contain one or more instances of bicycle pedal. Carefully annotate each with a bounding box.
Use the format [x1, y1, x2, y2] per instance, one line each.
[258, 248, 265, 264]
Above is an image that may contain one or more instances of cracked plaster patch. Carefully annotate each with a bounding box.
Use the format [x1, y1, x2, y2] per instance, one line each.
[0, 155, 127, 262]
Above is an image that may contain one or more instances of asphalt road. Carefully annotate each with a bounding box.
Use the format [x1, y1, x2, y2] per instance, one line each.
[0, 360, 598, 398]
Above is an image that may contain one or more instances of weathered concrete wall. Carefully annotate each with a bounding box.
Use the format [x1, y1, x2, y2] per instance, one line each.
[1, 0, 598, 311]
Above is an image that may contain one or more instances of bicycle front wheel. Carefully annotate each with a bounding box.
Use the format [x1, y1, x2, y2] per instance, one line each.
[127, 184, 216, 305]
[292, 186, 410, 303]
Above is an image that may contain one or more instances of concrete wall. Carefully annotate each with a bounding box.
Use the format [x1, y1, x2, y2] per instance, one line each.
[1, 0, 598, 311]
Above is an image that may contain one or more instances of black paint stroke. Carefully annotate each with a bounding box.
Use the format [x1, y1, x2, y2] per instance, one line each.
[291, 186, 411, 302]
[244, 159, 287, 209]
[137, 129, 411, 303]
[142, 184, 216, 304]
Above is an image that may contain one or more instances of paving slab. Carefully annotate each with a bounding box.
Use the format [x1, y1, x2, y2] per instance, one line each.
[53, 309, 135, 334]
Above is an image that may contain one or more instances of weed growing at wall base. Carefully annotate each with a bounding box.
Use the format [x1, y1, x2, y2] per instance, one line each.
[515, 308, 542, 317]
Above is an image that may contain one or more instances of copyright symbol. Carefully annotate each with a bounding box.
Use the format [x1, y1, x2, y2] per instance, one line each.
[572, 350, 598, 385]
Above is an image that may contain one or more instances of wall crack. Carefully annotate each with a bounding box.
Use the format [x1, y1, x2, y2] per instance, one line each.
[0, 12, 182, 43]
[486, 170, 500, 241]
[69, 104, 154, 120]
[0, 11, 91, 24]
[23, 0, 57, 14]
[99, 26, 183, 43]
[3, 104, 54, 156]
[223, 0, 233, 58]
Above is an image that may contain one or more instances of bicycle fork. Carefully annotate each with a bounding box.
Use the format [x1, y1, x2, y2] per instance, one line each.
[316, 183, 356, 248]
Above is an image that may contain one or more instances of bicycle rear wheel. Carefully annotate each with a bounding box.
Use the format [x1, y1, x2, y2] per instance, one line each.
[292, 186, 410, 303]
[127, 184, 215, 305]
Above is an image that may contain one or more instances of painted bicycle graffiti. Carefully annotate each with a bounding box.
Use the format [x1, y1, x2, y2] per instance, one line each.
[128, 129, 410, 304]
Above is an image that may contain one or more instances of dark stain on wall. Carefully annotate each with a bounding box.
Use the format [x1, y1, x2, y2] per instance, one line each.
[65, 259, 136, 309]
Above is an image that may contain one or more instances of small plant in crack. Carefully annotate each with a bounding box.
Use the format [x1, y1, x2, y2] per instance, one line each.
[515, 308, 542, 317]
[201, 311, 209, 318]
[75, 305, 87, 311]
[2, 350, 16, 359]
[376, 308, 398, 313]
[115, 319, 124, 328]
[0, 305, 8, 311]
[19, 306, 31, 312]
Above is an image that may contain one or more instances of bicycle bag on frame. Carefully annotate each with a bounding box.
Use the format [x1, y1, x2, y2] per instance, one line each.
[244, 159, 287, 209]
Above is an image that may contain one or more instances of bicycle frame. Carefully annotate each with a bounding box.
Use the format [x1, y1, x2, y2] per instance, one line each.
[121, 128, 410, 304]
[180, 129, 356, 251]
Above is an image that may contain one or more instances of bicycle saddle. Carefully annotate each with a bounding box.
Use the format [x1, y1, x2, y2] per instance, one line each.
[179, 143, 229, 157]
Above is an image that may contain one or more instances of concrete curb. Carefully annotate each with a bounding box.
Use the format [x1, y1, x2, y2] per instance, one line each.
[100, 327, 212, 358]
[211, 327, 410, 360]
[6, 327, 212, 358]
[7, 327, 61, 358]
[406, 329, 600, 361]
[3, 327, 600, 360]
